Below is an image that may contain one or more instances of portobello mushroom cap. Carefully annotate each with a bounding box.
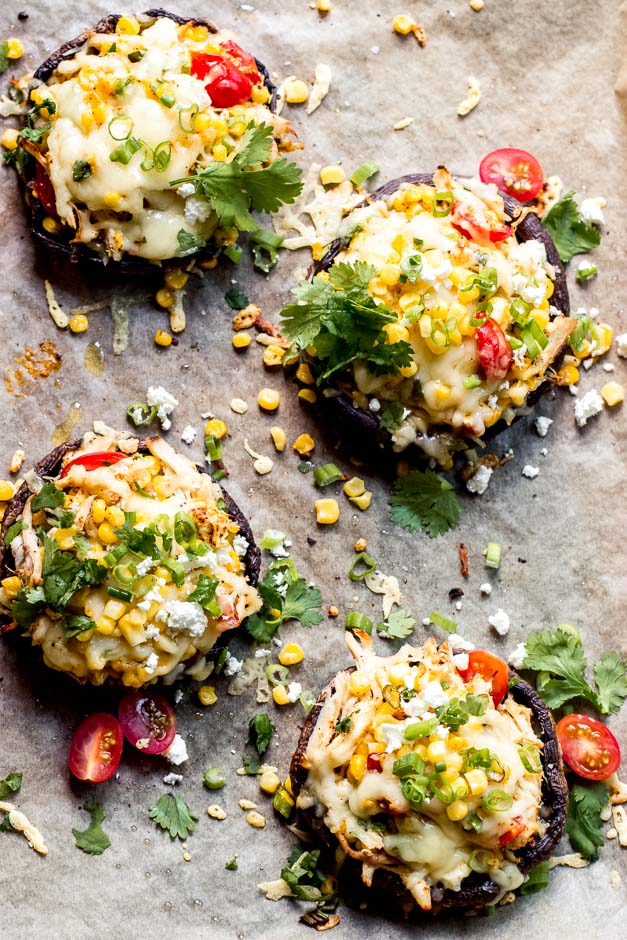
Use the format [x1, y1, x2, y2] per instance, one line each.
[290, 667, 568, 918]
[0, 436, 260, 673]
[309, 173, 571, 461]
[17, 8, 277, 275]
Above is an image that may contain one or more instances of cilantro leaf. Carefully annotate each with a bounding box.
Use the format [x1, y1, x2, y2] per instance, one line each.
[334, 711, 356, 734]
[225, 856, 238, 870]
[72, 160, 92, 182]
[379, 400, 405, 431]
[63, 614, 97, 638]
[377, 609, 416, 640]
[72, 801, 111, 856]
[0, 771, 22, 799]
[389, 469, 460, 537]
[41, 535, 107, 612]
[593, 651, 627, 715]
[187, 574, 220, 617]
[280, 579, 324, 628]
[519, 861, 550, 895]
[177, 229, 207, 257]
[523, 628, 596, 709]
[281, 849, 326, 901]
[328, 260, 375, 292]
[4, 519, 26, 547]
[241, 753, 261, 774]
[245, 562, 323, 643]
[225, 287, 249, 310]
[0, 41, 9, 76]
[542, 191, 601, 263]
[565, 782, 608, 861]
[31, 482, 65, 513]
[12, 585, 45, 628]
[248, 713, 275, 756]
[149, 794, 198, 840]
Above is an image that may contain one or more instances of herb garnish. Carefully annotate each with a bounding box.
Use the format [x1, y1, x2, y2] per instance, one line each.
[389, 469, 461, 537]
[72, 801, 111, 855]
[150, 794, 198, 840]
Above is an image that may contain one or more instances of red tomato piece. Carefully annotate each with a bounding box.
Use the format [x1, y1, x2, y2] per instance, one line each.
[118, 692, 176, 755]
[68, 713, 123, 783]
[475, 319, 513, 381]
[60, 451, 128, 478]
[190, 51, 224, 80]
[190, 52, 254, 108]
[479, 148, 544, 202]
[457, 650, 509, 708]
[35, 163, 57, 216]
[556, 714, 621, 781]
[215, 591, 240, 632]
[451, 202, 512, 244]
[366, 753, 383, 773]
[220, 40, 260, 80]
[498, 815, 526, 847]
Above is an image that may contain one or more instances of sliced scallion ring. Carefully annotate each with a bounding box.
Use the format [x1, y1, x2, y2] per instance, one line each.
[430, 318, 451, 348]
[484, 541, 501, 569]
[349, 551, 377, 581]
[313, 463, 343, 488]
[349, 161, 380, 187]
[468, 849, 495, 873]
[518, 744, 542, 774]
[266, 664, 290, 688]
[108, 114, 134, 141]
[432, 190, 454, 217]
[203, 766, 225, 790]
[481, 788, 514, 813]
[429, 611, 457, 633]
[153, 140, 172, 171]
[126, 402, 156, 426]
[178, 103, 199, 134]
[345, 611, 373, 635]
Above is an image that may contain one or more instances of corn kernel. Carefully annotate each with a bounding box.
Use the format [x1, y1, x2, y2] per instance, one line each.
[92, 498, 106, 525]
[602, 381, 624, 407]
[555, 363, 579, 386]
[198, 685, 218, 706]
[320, 165, 345, 186]
[154, 329, 172, 347]
[446, 751, 463, 772]
[315, 498, 339, 525]
[183, 24, 209, 43]
[388, 663, 410, 686]
[351, 491, 372, 511]
[201, 258, 218, 270]
[295, 363, 315, 385]
[251, 83, 271, 104]
[377, 264, 398, 287]
[80, 109, 94, 131]
[273, 684, 290, 706]
[465, 768, 489, 795]
[348, 753, 366, 784]
[343, 477, 365, 498]
[6, 38, 23, 59]
[258, 388, 280, 411]
[1, 128, 19, 150]
[67, 314, 88, 334]
[270, 426, 286, 452]
[103, 599, 126, 621]
[263, 344, 286, 367]
[292, 433, 315, 456]
[212, 143, 228, 162]
[246, 810, 266, 828]
[400, 362, 418, 378]
[317, 0, 332, 11]
[427, 739, 447, 763]
[448, 735, 468, 751]
[440, 768, 459, 783]
[116, 15, 140, 35]
[0, 480, 15, 501]
[164, 269, 189, 291]
[446, 799, 469, 822]
[283, 776, 294, 796]
[349, 671, 371, 696]
[259, 771, 281, 795]
[102, 506, 124, 528]
[393, 14, 415, 35]
[102, 191, 121, 210]
[1, 576, 22, 599]
[385, 322, 410, 345]
[298, 389, 317, 404]
[156, 288, 173, 309]
[434, 383, 451, 402]
[205, 418, 227, 440]
[232, 332, 252, 349]
[96, 616, 116, 636]
[92, 102, 106, 125]
[279, 642, 304, 666]
[193, 112, 212, 133]
[530, 309, 550, 330]
[42, 216, 62, 235]
[469, 0, 484, 10]
[97, 522, 118, 546]
[593, 323, 613, 354]
[54, 528, 76, 550]
[118, 614, 146, 646]
[284, 78, 309, 105]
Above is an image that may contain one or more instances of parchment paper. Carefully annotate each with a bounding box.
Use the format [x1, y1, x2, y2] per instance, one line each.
[0, 2, 625, 938]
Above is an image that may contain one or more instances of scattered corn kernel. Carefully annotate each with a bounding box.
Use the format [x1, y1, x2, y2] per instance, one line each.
[246, 810, 266, 829]
[284, 78, 309, 105]
[465, 768, 489, 796]
[154, 329, 173, 347]
[0, 480, 15, 501]
[258, 388, 280, 411]
[9, 449, 25, 474]
[232, 332, 252, 349]
[97, 522, 117, 546]
[354, 538, 367, 553]
[1, 128, 19, 150]
[259, 771, 281, 795]
[1, 576, 22, 599]
[198, 685, 218, 706]
[156, 288, 174, 309]
[116, 15, 140, 35]
[351, 491, 372, 511]
[183, 24, 209, 42]
[446, 799, 469, 822]
[349, 671, 371, 696]
[317, 0, 332, 11]
[207, 804, 227, 820]
[469, 0, 484, 10]
[292, 433, 315, 456]
[262, 344, 286, 367]
[328, 605, 339, 618]
[348, 753, 366, 784]
[320, 165, 345, 186]
[42, 216, 62, 235]
[103, 599, 126, 621]
[295, 363, 315, 385]
[316, 498, 339, 525]
[270, 426, 286, 452]
[427, 739, 447, 763]
[279, 642, 304, 666]
[273, 684, 290, 706]
[343, 477, 365, 498]
[393, 14, 415, 35]
[205, 418, 227, 440]
[298, 389, 317, 404]
[602, 382, 624, 406]
[6, 38, 24, 59]
[66, 313, 88, 334]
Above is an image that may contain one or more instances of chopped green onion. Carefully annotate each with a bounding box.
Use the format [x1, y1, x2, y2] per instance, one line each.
[509, 336, 524, 349]
[528, 318, 549, 348]
[429, 611, 457, 633]
[266, 664, 289, 687]
[223, 244, 242, 264]
[272, 786, 293, 819]
[568, 315, 592, 352]
[110, 136, 141, 165]
[392, 752, 426, 777]
[114, 77, 132, 96]
[153, 140, 172, 172]
[205, 435, 223, 462]
[469, 301, 493, 328]
[214, 648, 228, 675]
[297, 461, 314, 474]
[401, 775, 429, 808]
[518, 744, 542, 774]
[203, 766, 225, 790]
[520, 319, 548, 360]
[484, 542, 501, 569]
[468, 849, 494, 873]
[313, 463, 343, 488]
[575, 264, 598, 283]
[349, 161, 379, 187]
[104, 544, 127, 567]
[403, 717, 439, 741]
[107, 585, 133, 602]
[430, 777, 456, 804]
[128, 49, 145, 63]
[345, 611, 373, 635]
[299, 690, 316, 712]
[509, 298, 531, 326]
[126, 402, 156, 427]
[463, 812, 484, 833]
[160, 93, 175, 108]
[112, 563, 137, 586]
[430, 318, 451, 348]
[460, 267, 498, 299]
[178, 103, 199, 134]
[434, 760, 447, 773]
[481, 788, 513, 813]
[404, 302, 425, 324]
[463, 374, 482, 390]
[250, 229, 283, 273]
[349, 551, 377, 581]
[399, 253, 423, 283]
[174, 511, 196, 544]
[160, 558, 185, 587]
[72, 160, 92, 182]
[519, 861, 550, 895]
[108, 115, 133, 141]
[432, 190, 454, 217]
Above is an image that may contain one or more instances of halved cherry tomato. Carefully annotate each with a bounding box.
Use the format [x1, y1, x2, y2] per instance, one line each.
[118, 692, 176, 754]
[479, 148, 544, 203]
[60, 451, 128, 478]
[366, 753, 383, 773]
[35, 163, 57, 216]
[556, 714, 620, 781]
[499, 815, 526, 847]
[476, 319, 513, 381]
[451, 201, 512, 244]
[457, 650, 509, 708]
[68, 713, 123, 783]
[220, 40, 260, 80]
[215, 591, 240, 632]
[191, 52, 253, 108]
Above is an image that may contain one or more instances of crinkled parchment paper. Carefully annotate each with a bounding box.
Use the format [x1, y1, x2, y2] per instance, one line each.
[0, 1, 625, 938]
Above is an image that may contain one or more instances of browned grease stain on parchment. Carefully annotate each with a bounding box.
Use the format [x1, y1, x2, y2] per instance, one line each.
[83, 341, 104, 377]
[4, 341, 62, 397]
[51, 402, 82, 447]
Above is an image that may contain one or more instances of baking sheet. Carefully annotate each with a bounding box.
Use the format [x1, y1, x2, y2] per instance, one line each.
[1, 1, 626, 937]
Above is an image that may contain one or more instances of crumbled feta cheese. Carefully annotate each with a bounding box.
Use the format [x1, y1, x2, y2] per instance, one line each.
[422, 680, 448, 708]
[452, 652, 469, 671]
[165, 733, 188, 765]
[603, 363, 615, 372]
[184, 195, 213, 227]
[286, 682, 302, 703]
[223, 652, 244, 677]
[522, 464, 540, 479]
[402, 696, 428, 718]
[487, 394, 498, 410]
[379, 721, 408, 753]
[512, 343, 527, 369]
[480, 583, 492, 596]
[434, 724, 450, 739]
[174, 689, 183, 704]
[255, 648, 271, 658]
[455, 600, 463, 611]
[466, 465, 493, 495]
[145, 624, 160, 640]
[508, 643, 527, 670]
[233, 534, 249, 556]
[422, 616, 431, 626]
[540, 447, 548, 457]
[163, 772, 184, 786]
[489, 609, 511, 636]
[368, 397, 381, 413]
[616, 333, 627, 358]
[180, 425, 197, 445]
[136, 557, 155, 577]
[143, 652, 159, 674]
[146, 386, 179, 431]
[176, 182, 196, 198]
[579, 197, 605, 225]
[535, 416, 553, 438]
[448, 633, 475, 651]
[156, 600, 207, 637]
[138, 584, 163, 612]
[574, 389, 603, 427]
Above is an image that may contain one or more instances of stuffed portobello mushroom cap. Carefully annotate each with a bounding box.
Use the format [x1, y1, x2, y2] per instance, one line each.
[12, 9, 300, 274]
[290, 634, 568, 919]
[0, 427, 261, 686]
[286, 169, 574, 468]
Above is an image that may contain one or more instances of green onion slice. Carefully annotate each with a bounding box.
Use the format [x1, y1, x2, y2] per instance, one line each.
[273, 787, 293, 819]
[400, 253, 423, 283]
[223, 244, 242, 264]
[429, 611, 457, 633]
[469, 301, 493, 328]
[432, 190, 454, 217]
[109, 136, 141, 165]
[126, 403, 156, 427]
[509, 298, 531, 326]
[349, 161, 380, 187]
[345, 611, 373, 635]
[468, 849, 495, 873]
[313, 463, 343, 488]
[392, 752, 426, 777]
[108, 115, 134, 140]
[203, 766, 225, 790]
[349, 551, 377, 581]
[179, 103, 199, 134]
[266, 664, 290, 688]
[112, 563, 137, 586]
[484, 541, 501, 569]
[430, 777, 456, 804]
[463, 374, 482, 390]
[430, 318, 451, 348]
[403, 717, 439, 741]
[107, 585, 133, 602]
[481, 788, 514, 813]
[518, 744, 542, 774]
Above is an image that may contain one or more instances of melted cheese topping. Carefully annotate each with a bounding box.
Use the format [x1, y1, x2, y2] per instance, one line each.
[298, 634, 545, 911]
[1, 429, 261, 686]
[34, 16, 289, 261]
[322, 170, 574, 466]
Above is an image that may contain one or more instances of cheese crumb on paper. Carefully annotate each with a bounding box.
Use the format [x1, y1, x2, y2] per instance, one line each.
[458, 76, 481, 116]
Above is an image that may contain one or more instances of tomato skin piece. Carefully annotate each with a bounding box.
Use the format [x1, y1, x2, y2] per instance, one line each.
[556, 714, 621, 781]
[68, 713, 123, 783]
[366, 753, 383, 773]
[457, 650, 509, 707]
[498, 815, 525, 847]
[190, 52, 254, 107]
[60, 451, 127, 478]
[475, 319, 513, 382]
[451, 200, 512, 245]
[479, 148, 544, 202]
[35, 163, 57, 216]
[219, 40, 260, 80]
[118, 692, 176, 755]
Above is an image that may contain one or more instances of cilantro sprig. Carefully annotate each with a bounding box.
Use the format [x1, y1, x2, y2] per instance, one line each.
[377, 609, 416, 640]
[245, 557, 323, 644]
[389, 469, 461, 537]
[248, 713, 275, 757]
[542, 192, 601, 263]
[565, 781, 609, 862]
[72, 801, 111, 856]
[150, 794, 198, 840]
[0, 771, 22, 800]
